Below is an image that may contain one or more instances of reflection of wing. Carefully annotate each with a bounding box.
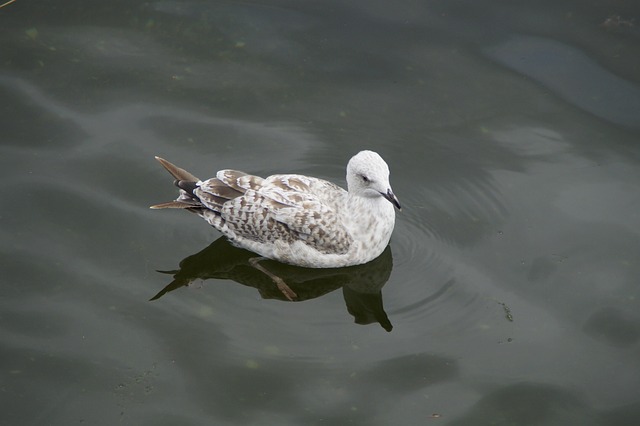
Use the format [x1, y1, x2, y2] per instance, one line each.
[150, 237, 393, 331]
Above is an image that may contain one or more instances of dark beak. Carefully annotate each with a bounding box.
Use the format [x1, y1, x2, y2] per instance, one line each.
[382, 188, 401, 210]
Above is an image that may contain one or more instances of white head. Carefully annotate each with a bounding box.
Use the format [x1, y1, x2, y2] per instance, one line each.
[346, 150, 401, 210]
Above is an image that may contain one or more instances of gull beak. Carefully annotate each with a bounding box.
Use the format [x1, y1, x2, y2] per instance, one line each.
[382, 188, 402, 211]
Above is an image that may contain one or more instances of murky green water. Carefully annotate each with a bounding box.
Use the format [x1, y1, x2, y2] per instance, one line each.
[2, 1, 640, 424]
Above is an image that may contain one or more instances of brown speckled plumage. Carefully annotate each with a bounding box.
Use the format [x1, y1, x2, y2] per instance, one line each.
[151, 151, 400, 268]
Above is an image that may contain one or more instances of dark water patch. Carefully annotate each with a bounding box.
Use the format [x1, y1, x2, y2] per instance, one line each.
[601, 401, 640, 426]
[0, 83, 86, 148]
[449, 382, 597, 426]
[0, 308, 69, 338]
[360, 352, 458, 391]
[486, 36, 640, 128]
[583, 307, 640, 348]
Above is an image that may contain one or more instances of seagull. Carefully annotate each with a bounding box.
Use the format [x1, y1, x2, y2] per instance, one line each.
[151, 150, 400, 299]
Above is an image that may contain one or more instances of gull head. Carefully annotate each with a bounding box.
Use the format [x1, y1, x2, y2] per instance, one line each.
[346, 150, 401, 210]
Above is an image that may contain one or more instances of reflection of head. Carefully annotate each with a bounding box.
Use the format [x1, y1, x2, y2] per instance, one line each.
[344, 285, 393, 332]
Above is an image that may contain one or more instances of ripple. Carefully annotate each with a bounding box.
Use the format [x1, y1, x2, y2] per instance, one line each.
[388, 172, 511, 333]
[394, 174, 508, 255]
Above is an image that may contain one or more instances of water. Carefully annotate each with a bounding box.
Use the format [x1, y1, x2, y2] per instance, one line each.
[2, 1, 640, 424]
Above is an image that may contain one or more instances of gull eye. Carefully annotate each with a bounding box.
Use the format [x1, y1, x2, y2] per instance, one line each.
[360, 174, 370, 183]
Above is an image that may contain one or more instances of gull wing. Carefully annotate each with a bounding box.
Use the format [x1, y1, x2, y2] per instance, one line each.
[220, 176, 353, 255]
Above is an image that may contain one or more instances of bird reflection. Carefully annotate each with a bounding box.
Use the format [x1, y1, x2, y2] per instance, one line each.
[151, 237, 394, 331]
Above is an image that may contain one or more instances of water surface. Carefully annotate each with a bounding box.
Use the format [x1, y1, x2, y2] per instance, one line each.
[2, 0, 640, 424]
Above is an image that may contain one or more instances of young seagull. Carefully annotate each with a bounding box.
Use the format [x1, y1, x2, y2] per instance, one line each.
[151, 150, 401, 300]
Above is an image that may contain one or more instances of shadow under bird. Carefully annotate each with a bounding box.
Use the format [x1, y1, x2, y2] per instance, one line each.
[150, 150, 400, 300]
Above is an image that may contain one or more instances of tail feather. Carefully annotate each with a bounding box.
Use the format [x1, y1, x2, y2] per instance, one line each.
[150, 201, 200, 210]
[151, 156, 204, 209]
[176, 180, 198, 195]
[155, 156, 200, 182]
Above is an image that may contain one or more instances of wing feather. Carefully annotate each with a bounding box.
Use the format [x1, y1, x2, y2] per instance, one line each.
[220, 179, 352, 254]
[196, 178, 244, 211]
[216, 170, 266, 192]
[153, 159, 354, 256]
